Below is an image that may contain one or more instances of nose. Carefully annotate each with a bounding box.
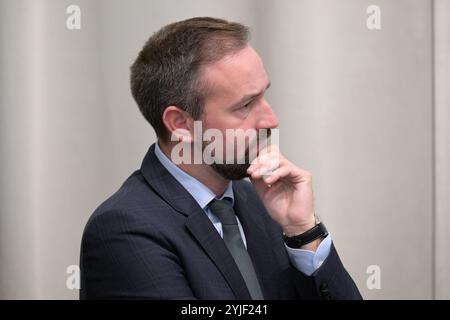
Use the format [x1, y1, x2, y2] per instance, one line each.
[257, 99, 279, 129]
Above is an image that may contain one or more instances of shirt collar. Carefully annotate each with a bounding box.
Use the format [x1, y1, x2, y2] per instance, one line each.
[154, 141, 234, 209]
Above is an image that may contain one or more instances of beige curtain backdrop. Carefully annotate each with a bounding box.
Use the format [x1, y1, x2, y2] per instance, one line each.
[0, 0, 448, 299]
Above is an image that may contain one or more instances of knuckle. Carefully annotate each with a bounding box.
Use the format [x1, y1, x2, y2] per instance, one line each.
[303, 171, 313, 180]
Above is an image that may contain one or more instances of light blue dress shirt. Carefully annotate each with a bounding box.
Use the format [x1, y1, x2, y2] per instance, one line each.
[154, 142, 332, 276]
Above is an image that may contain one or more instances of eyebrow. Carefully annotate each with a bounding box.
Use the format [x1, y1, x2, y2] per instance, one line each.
[231, 81, 271, 108]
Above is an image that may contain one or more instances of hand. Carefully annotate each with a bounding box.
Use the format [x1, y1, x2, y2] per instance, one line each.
[247, 145, 319, 247]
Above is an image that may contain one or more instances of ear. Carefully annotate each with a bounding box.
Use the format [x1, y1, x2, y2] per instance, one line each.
[162, 106, 195, 142]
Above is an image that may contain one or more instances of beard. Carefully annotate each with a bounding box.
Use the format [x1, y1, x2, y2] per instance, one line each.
[210, 157, 252, 180]
[207, 128, 272, 181]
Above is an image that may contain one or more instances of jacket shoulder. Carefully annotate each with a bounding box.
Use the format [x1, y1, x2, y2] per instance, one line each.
[83, 170, 174, 234]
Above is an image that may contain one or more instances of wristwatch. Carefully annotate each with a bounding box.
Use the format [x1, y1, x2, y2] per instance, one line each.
[283, 222, 328, 248]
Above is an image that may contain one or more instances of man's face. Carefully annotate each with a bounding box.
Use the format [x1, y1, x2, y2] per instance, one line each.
[199, 45, 279, 180]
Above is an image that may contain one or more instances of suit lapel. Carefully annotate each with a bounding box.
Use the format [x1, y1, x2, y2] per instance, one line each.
[185, 212, 252, 299]
[140, 144, 251, 299]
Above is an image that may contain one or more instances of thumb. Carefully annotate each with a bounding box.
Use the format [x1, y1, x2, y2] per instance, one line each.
[249, 177, 269, 198]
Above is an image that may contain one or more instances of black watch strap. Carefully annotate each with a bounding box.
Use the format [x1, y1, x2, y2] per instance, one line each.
[283, 222, 328, 248]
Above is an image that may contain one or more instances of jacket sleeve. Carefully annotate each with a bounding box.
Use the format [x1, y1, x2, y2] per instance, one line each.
[289, 242, 363, 300]
[80, 209, 196, 299]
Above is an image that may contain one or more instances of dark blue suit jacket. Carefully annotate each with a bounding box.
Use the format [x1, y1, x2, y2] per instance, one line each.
[80, 144, 361, 299]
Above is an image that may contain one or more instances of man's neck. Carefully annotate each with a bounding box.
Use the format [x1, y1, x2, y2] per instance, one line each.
[159, 141, 230, 197]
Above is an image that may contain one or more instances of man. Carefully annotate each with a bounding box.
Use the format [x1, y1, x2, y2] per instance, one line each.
[80, 17, 361, 300]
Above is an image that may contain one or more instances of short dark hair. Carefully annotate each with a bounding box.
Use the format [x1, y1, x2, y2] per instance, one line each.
[130, 17, 250, 141]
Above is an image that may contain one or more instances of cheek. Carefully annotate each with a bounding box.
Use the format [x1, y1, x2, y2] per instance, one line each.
[204, 114, 235, 132]
[203, 119, 224, 133]
[203, 108, 259, 136]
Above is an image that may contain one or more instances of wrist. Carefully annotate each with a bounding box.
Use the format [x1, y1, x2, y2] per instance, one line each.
[283, 222, 328, 249]
[298, 237, 323, 251]
[282, 215, 317, 237]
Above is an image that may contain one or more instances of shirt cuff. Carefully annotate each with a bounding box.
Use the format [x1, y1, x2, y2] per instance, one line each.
[284, 234, 332, 276]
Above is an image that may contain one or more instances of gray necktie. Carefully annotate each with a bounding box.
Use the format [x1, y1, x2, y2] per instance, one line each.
[209, 198, 264, 300]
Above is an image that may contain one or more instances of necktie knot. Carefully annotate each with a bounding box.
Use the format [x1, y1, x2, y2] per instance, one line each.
[208, 198, 237, 225]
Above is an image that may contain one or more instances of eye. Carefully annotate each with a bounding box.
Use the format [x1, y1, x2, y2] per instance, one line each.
[240, 101, 252, 109]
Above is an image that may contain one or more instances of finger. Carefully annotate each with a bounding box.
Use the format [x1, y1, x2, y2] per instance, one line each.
[248, 149, 282, 174]
[262, 165, 291, 185]
[248, 162, 280, 178]
[250, 176, 270, 194]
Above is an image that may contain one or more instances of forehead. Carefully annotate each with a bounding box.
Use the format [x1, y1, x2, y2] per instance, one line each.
[200, 45, 269, 101]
